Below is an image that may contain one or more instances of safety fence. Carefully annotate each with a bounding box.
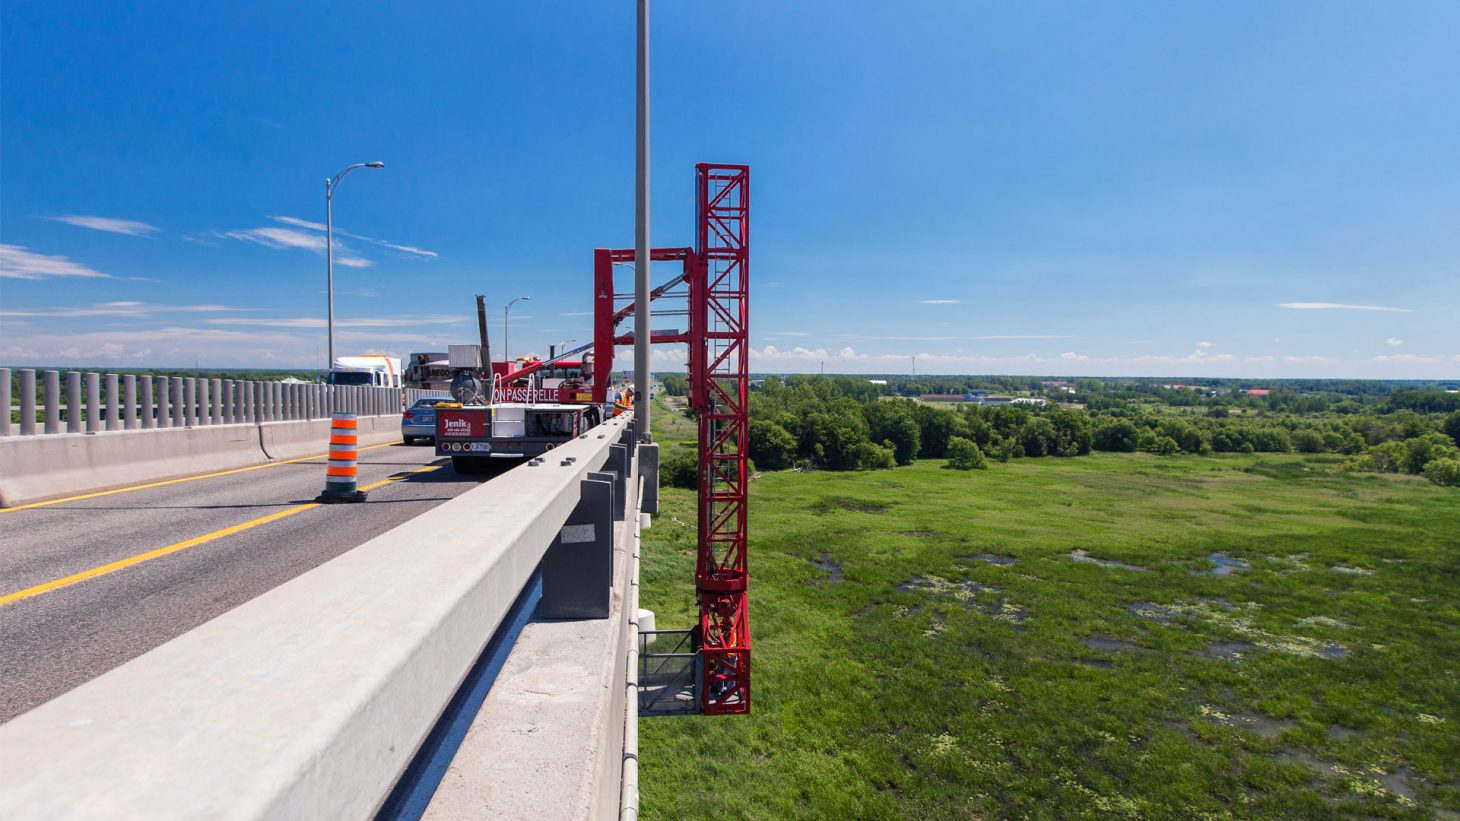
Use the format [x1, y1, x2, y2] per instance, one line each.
[1, 367, 434, 436]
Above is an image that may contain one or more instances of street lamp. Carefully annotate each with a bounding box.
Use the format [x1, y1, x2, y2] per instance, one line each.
[551, 338, 577, 360]
[504, 296, 530, 366]
[325, 161, 384, 371]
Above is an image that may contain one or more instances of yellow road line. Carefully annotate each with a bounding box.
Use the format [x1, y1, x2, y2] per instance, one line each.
[0, 462, 444, 607]
[0, 442, 401, 514]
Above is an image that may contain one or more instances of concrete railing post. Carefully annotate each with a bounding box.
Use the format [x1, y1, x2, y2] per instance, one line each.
[184, 378, 198, 427]
[193, 378, 201, 425]
[140, 376, 154, 429]
[210, 379, 223, 425]
[222, 380, 234, 425]
[197, 378, 211, 426]
[540, 475, 614, 618]
[124, 375, 138, 429]
[157, 377, 171, 429]
[66, 372, 83, 433]
[171, 377, 185, 428]
[85, 373, 102, 433]
[0, 367, 11, 437]
[105, 373, 121, 431]
[43, 370, 61, 434]
[19, 370, 36, 436]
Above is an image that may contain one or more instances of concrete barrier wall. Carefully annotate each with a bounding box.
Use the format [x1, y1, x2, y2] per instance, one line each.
[0, 414, 632, 819]
[0, 413, 404, 507]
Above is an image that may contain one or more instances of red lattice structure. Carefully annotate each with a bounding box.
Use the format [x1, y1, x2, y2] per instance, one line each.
[690, 164, 750, 714]
[591, 163, 751, 715]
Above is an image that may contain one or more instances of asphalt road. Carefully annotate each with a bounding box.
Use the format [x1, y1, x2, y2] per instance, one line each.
[0, 441, 499, 723]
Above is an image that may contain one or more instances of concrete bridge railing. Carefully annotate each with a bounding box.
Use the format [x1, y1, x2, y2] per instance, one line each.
[0, 412, 648, 819]
[0, 367, 434, 507]
[2, 366, 429, 435]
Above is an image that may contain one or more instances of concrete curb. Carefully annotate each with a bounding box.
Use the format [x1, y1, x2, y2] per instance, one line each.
[0, 414, 404, 508]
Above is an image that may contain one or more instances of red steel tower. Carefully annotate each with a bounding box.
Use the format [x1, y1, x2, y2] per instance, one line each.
[590, 163, 751, 714]
[690, 164, 750, 714]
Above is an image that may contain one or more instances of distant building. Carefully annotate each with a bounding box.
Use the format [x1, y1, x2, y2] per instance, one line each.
[917, 393, 964, 402]
[867, 379, 888, 385]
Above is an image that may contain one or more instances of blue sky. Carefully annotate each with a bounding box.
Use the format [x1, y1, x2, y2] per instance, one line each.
[2, 1, 1457, 378]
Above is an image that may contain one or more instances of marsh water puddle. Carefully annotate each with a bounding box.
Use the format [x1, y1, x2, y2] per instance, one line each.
[1202, 707, 1298, 740]
[1069, 549, 1149, 572]
[1200, 641, 1259, 660]
[964, 553, 1017, 565]
[1207, 553, 1251, 576]
[897, 574, 990, 600]
[1265, 553, 1312, 574]
[1127, 599, 1348, 659]
[1330, 565, 1376, 576]
[1279, 752, 1428, 804]
[898, 574, 1027, 624]
[810, 552, 843, 583]
[1084, 636, 1139, 653]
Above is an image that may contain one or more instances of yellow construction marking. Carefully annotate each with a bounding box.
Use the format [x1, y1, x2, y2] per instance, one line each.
[0, 442, 400, 514]
[0, 462, 444, 606]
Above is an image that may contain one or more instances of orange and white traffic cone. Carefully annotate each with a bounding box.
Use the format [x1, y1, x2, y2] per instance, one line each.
[316, 412, 368, 503]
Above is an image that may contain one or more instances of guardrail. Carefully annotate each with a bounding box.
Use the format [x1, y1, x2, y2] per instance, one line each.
[0, 413, 639, 819]
[1, 366, 432, 436]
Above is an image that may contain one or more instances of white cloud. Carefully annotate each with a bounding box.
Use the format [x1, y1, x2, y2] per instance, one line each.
[560, 311, 593, 317]
[267, 215, 438, 259]
[45, 215, 159, 236]
[921, 299, 960, 305]
[1278, 302, 1413, 313]
[770, 331, 810, 337]
[1372, 353, 1448, 364]
[1196, 341, 1214, 348]
[206, 315, 463, 329]
[1386, 338, 1404, 347]
[0, 302, 250, 318]
[222, 227, 371, 268]
[833, 333, 1070, 342]
[270, 216, 328, 232]
[0, 244, 112, 280]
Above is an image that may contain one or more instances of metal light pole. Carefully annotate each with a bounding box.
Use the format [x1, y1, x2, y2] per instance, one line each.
[325, 161, 384, 371]
[550, 339, 577, 360]
[504, 296, 531, 367]
[634, 0, 651, 442]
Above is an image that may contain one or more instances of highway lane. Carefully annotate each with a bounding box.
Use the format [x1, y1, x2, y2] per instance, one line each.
[0, 442, 501, 722]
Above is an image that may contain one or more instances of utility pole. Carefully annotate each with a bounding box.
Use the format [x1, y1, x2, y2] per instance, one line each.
[633, 0, 651, 441]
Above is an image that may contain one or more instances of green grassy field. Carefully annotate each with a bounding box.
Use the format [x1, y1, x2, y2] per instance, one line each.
[639, 401, 1460, 819]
